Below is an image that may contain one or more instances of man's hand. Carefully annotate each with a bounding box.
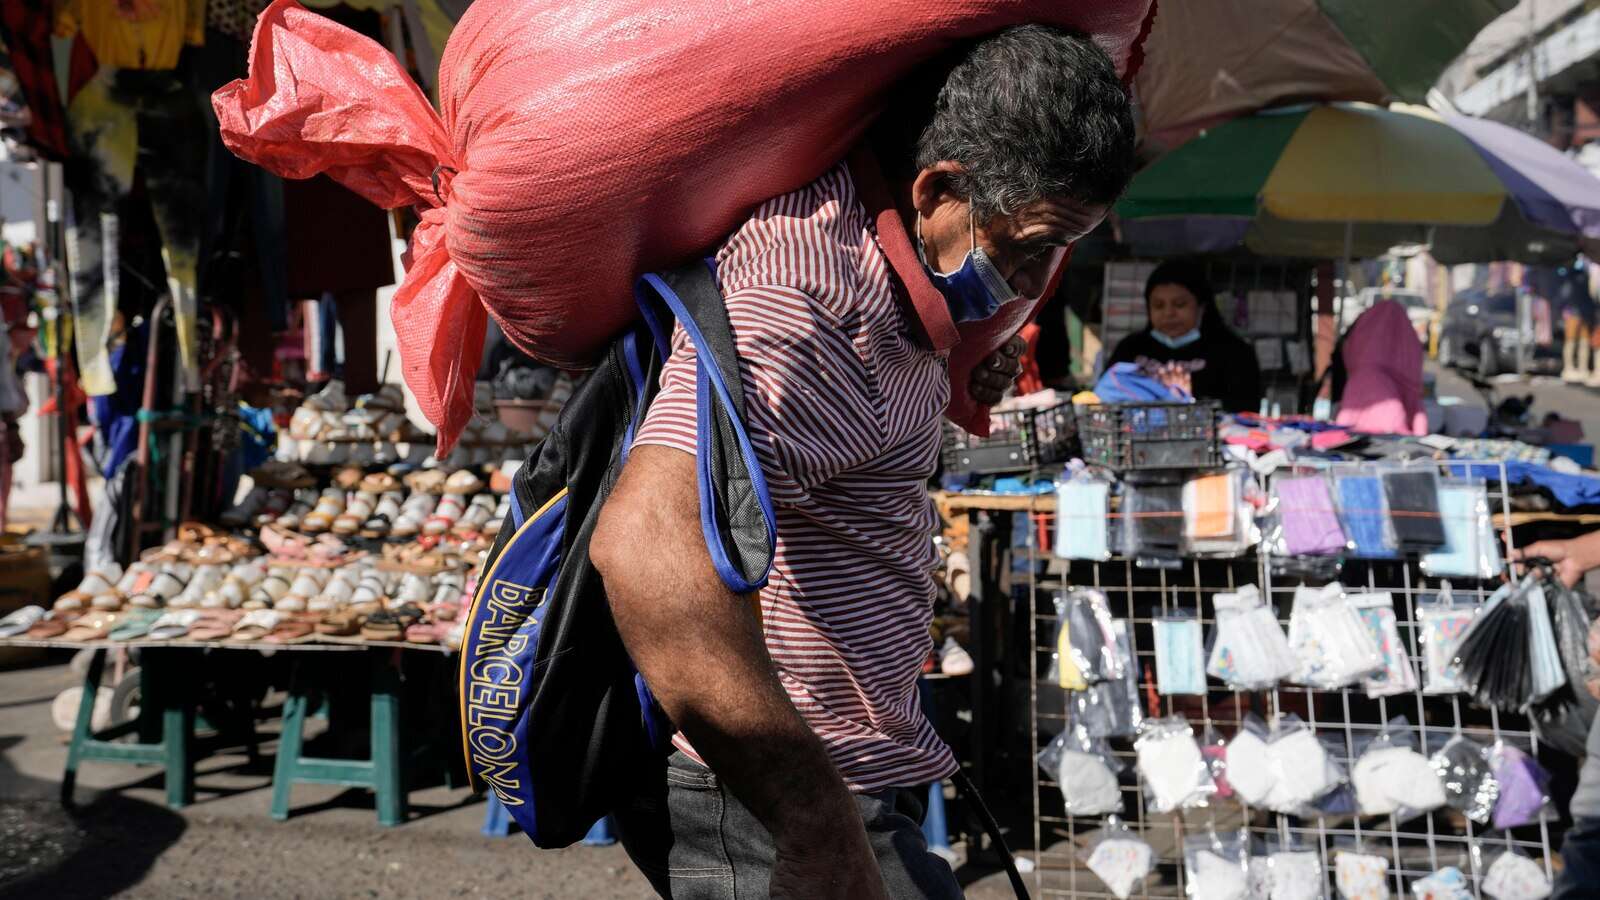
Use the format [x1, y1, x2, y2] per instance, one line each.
[969, 335, 1025, 406]
[1511, 531, 1600, 588]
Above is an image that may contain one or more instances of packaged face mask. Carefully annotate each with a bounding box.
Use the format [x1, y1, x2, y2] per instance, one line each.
[1351, 593, 1418, 698]
[1482, 852, 1552, 900]
[1207, 585, 1296, 690]
[1421, 480, 1504, 579]
[1335, 474, 1398, 558]
[1418, 589, 1480, 695]
[1429, 736, 1499, 824]
[1287, 585, 1384, 690]
[1491, 743, 1551, 830]
[1184, 472, 1236, 541]
[1334, 851, 1391, 900]
[1135, 716, 1215, 813]
[1273, 474, 1348, 556]
[1381, 469, 1447, 551]
[1069, 620, 1143, 739]
[1268, 850, 1323, 900]
[1056, 479, 1111, 561]
[1122, 480, 1185, 556]
[1352, 730, 1447, 819]
[1083, 825, 1154, 900]
[1036, 727, 1122, 817]
[1183, 832, 1249, 900]
[1260, 723, 1338, 813]
[1154, 615, 1207, 695]
[1412, 866, 1473, 900]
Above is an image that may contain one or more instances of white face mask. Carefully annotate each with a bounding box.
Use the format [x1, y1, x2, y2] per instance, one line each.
[1152, 327, 1201, 350]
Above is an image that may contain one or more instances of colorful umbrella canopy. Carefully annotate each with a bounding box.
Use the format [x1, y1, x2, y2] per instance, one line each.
[1117, 103, 1600, 265]
[1134, 0, 1513, 150]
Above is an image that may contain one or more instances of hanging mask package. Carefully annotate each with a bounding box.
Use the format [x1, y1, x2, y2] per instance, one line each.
[1154, 612, 1208, 695]
[1350, 592, 1419, 698]
[1134, 715, 1217, 813]
[1455, 576, 1568, 713]
[1183, 830, 1250, 900]
[1419, 584, 1481, 695]
[1481, 849, 1553, 900]
[1490, 742, 1553, 830]
[1121, 476, 1185, 565]
[1081, 818, 1155, 900]
[1261, 835, 1324, 900]
[1269, 472, 1349, 557]
[1427, 734, 1499, 825]
[1412, 866, 1475, 900]
[1381, 468, 1448, 553]
[1286, 584, 1384, 690]
[1334, 848, 1392, 900]
[1546, 575, 1595, 696]
[1183, 468, 1258, 557]
[1334, 472, 1399, 559]
[1350, 720, 1447, 821]
[1047, 590, 1121, 691]
[1056, 474, 1113, 562]
[1036, 725, 1123, 817]
[1524, 578, 1572, 716]
[1222, 715, 1274, 808]
[1070, 619, 1143, 739]
[1261, 716, 1343, 815]
[1420, 479, 1504, 580]
[1207, 585, 1296, 691]
[1199, 724, 1232, 800]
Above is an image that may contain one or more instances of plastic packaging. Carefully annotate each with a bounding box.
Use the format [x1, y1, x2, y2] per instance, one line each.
[1154, 613, 1208, 695]
[1260, 716, 1341, 814]
[1182, 468, 1257, 556]
[1351, 722, 1447, 820]
[1082, 819, 1155, 900]
[1454, 577, 1568, 712]
[1134, 715, 1216, 813]
[1420, 479, 1504, 579]
[1262, 838, 1323, 900]
[1481, 850, 1552, 900]
[1070, 620, 1144, 739]
[1419, 585, 1480, 695]
[1207, 585, 1297, 691]
[1223, 716, 1274, 807]
[1047, 590, 1122, 691]
[1183, 830, 1250, 900]
[1412, 866, 1474, 900]
[1334, 849, 1391, 900]
[1547, 577, 1595, 693]
[1490, 742, 1552, 830]
[1335, 473, 1398, 559]
[1121, 478, 1186, 559]
[1199, 724, 1232, 800]
[213, 0, 1157, 448]
[1350, 592, 1419, 698]
[1273, 473, 1349, 556]
[1037, 727, 1123, 816]
[1428, 735, 1499, 825]
[1382, 469, 1448, 552]
[1286, 584, 1384, 690]
[1056, 477, 1112, 561]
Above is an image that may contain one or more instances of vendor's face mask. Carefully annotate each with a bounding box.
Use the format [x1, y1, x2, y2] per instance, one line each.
[917, 209, 1018, 323]
[1152, 328, 1202, 350]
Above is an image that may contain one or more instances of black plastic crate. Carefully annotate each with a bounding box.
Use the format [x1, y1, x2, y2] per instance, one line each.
[942, 402, 1078, 475]
[1077, 401, 1220, 471]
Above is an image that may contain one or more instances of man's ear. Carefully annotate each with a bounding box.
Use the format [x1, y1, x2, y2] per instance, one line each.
[911, 162, 968, 219]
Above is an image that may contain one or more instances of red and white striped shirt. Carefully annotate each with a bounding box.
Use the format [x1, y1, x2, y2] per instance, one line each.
[634, 160, 957, 791]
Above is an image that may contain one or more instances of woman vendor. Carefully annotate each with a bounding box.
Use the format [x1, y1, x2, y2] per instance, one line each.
[1106, 260, 1262, 412]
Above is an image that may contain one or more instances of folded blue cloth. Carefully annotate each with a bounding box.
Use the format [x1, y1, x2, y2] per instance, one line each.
[1092, 363, 1190, 404]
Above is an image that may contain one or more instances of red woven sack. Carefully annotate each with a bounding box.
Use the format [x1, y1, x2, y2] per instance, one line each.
[216, 0, 1155, 450]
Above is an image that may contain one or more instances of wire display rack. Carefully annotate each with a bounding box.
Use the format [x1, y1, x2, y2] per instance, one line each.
[1023, 459, 1563, 898]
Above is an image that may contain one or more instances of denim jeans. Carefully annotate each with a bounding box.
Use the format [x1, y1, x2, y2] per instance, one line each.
[1554, 816, 1600, 899]
[614, 751, 963, 899]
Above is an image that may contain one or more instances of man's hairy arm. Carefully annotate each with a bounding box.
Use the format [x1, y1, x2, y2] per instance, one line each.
[590, 444, 887, 899]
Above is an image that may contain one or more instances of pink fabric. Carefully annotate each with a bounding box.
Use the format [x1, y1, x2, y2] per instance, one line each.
[1335, 300, 1428, 436]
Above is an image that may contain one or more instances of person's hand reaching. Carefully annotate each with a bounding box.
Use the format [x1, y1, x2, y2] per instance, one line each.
[1510, 530, 1600, 588]
[969, 335, 1025, 406]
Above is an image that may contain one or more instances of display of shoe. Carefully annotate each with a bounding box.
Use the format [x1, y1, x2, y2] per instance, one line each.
[300, 488, 346, 534]
[939, 636, 974, 677]
[423, 494, 467, 537]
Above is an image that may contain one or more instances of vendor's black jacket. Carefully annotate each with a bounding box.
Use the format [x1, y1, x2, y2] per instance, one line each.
[1106, 327, 1263, 413]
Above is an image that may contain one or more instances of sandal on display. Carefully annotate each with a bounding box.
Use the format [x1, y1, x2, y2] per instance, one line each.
[188, 611, 243, 641]
[262, 615, 319, 644]
[444, 469, 486, 495]
[261, 523, 313, 559]
[404, 469, 448, 496]
[358, 384, 405, 412]
[423, 494, 467, 537]
[230, 609, 282, 641]
[453, 494, 498, 537]
[317, 607, 367, 637]
[128, 568, 190, 609]
[61, 612, 121, 642]
[360, 472, 401, 495]
[300, 488, 347, 535]
[361, 492, 403, 539]
[0, 606, 45, 638]
[390, 493, 437, 539]
[360, 603, 423, 642]
[333, 465, 366, 491]
[404, 621, 442, 644]
[250, 461, 318, 490]
[246, 572, 294, 609]
[26, 615, 71, 639]
[219, 486, 270, 528]
[147, 609, 203, 640]
[309, 573, 358, 612]
[305, 379, 349, 412]
[939, 636, 975, 677]
[108, 609, 165, 641]
[170, 566, 226, 608]
[275, 489, 319, 530]
[277, 570, 330, 612]
[55, 566, 124, 612]
[333, 491, 377, 536]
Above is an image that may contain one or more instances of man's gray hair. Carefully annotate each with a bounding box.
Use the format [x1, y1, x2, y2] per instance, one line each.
[915, 25, 1136, 219]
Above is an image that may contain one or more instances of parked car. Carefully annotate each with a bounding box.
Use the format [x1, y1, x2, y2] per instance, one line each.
[1435, 289, 1561, 377]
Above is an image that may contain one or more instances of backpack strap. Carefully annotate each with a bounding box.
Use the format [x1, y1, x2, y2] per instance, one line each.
[634, 261, 777, 595]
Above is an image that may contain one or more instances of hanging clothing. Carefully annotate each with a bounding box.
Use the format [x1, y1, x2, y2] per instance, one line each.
[54, 0, 204, 71]
[63, 67, 206, 396]
[0, 0, 69, 159]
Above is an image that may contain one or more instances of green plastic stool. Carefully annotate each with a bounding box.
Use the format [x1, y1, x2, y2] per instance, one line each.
[271, 650, 407, 826]
[61, 647, 196, 810]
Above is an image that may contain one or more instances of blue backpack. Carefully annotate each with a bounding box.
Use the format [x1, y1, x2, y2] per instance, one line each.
[457, 260, 776, 847]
